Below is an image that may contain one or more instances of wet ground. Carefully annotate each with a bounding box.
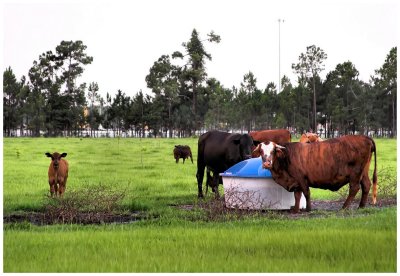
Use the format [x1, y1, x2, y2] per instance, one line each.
[3, 211, 148, 225]
[176, 197, 397, 219]
[4, 198, 396, 225]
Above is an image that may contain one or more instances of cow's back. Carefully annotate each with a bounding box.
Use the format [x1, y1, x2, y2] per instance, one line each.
[250, 129, 291, 144]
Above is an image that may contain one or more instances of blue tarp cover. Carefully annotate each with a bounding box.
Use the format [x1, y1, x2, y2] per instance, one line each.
[220, 157, 272, 178]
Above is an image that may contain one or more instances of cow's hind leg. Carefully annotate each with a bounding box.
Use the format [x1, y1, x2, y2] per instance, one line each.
[58, 182, 65, 197]
[359, 174, 372, 208]
[196, 164, 205, 198]
[342, 181, 360, 209]
[205, 168, 212, 195]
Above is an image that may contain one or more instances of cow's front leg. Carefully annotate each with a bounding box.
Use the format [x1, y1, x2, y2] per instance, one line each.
[49, 178, 56, 197]
[212, 173, 220, 198]
[342, 181, 360, 209]
[58, 175, 67, 196]
[298, 183, 311, 212]
[291, 190, 302, 213]
[58, 181, 65, 197]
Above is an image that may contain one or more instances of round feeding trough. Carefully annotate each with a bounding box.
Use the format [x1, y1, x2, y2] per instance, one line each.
[220, 157, 306, 210]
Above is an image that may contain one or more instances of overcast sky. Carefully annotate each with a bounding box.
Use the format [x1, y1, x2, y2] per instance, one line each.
[3, 0, 398, 99]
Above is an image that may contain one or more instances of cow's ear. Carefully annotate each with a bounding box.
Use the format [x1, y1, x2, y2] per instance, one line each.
[275, 146, 286, 159]
[253, 140, 261, 147]
[61, 153, 67, 158]
[252, 144, 262, 157]
[45, 152, 52, 158]
[233, 139, 240, 145]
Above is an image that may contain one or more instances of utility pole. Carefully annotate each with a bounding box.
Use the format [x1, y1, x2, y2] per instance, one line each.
[278, 18, 284, 93]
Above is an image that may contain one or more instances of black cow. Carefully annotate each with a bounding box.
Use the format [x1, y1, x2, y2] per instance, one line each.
[196, 130, 258, 198]
[173, 145, 193, 164]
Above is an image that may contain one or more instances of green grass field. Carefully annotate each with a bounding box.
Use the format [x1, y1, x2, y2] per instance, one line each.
[3, 137, 397, 272]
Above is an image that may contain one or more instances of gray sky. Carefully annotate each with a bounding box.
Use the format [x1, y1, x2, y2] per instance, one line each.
[3, 0, 398, 99]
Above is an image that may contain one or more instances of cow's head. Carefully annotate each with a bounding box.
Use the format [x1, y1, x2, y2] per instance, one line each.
[45, 152, 67, 169]
[233, 134, 256, 161]
[299, 134, 310, 143]
[300, 133, 323, 143]
[252, 142, 285, 169]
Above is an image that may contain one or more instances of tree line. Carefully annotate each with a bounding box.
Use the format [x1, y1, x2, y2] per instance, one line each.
[3, 30, 397, 138]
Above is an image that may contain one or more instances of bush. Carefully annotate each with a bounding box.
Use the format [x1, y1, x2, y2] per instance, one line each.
[44, 185, 126, 224]
[336, 166, 396, 200]
[197, 187, 267, 221]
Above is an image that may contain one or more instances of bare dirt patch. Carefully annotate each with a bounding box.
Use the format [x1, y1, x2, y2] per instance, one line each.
[3, 186, 153, 226]
[174, 197, 396, 220]
[3, 211, 148, 225]
[4, 198, 395, 225]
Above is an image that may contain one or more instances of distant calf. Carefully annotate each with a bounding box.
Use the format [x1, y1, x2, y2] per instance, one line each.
[173, 145, 193, 164]
[45, 152, 69, 197]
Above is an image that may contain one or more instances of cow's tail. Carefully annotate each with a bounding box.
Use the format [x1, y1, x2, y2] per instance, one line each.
[371, 137, 378, 205]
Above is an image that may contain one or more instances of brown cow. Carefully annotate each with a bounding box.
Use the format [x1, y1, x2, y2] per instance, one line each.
[45, 152, 69, 197]
[250, 129, 291, 157]
[173, 145, 193, 164]
[253, 135, 377, 213]
[299, 132, 323, 143]
[249, 129, 291, 144]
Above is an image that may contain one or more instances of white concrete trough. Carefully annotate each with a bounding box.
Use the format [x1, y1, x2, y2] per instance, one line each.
[220, 157, 306, 210]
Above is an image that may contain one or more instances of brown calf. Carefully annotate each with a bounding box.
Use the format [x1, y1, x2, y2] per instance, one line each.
[45, 152, 69, 197]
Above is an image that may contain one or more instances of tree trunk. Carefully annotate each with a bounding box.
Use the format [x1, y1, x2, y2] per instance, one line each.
[193, 81, 197, 133]
[313, 77, 317, 132]
[392, 92, 396, 137]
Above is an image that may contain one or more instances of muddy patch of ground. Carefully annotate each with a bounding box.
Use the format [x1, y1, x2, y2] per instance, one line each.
[3, 211, 149, 226]
[4, 198, 395, 225]
[173, 197, 397, 219]
[310, 197, 396, 211]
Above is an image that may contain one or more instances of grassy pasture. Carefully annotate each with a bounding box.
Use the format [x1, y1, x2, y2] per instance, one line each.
[2, 137, 397, 272]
